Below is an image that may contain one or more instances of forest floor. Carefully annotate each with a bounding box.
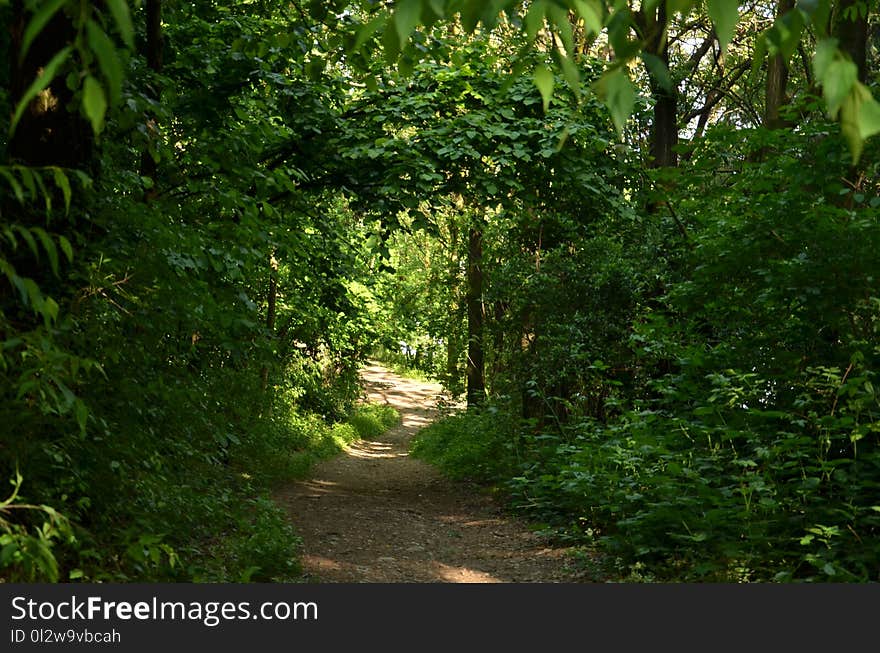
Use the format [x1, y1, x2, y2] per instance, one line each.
[274, 363, 597, 582]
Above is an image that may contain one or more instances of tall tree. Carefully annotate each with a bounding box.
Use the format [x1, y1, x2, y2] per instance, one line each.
[765, 0, 796, 128]
[635, 3, 678, 167]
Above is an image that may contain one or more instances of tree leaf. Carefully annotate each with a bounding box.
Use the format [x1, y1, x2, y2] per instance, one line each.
[14, 226, 39, 260]
[105, 0, 135, 49]
[547, 4, 574, 55]
[20, 0, 68, 63]
[82, 75, 108, 135]
[641, 52, 673, 92]
[57, 235, 74, 263]
[572, 0, 603, 35]
[557, 52, 581, 97]
[10, 46, 72, 135]
[597, 68, 635, 134]
[525, 0, 546, 42]
[821, 59, 857, 117]
[86, 19, 123, 105]
[51, 168, 71, 215]
[533, 64, 554, 113]
[707, 0, 739, 53]
[31, 227, 59, 277]
[811, 38, 838, 81]
[354, 14, 386, 51]
[857, 93, 880, 140]
[0, 168, 24, 204]
[394, 0, 422, 48]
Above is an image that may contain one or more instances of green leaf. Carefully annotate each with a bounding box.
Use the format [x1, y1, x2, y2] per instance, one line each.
[82, 76, 108, 135]
[821, 59, 857, 117]
[547, 4, 574, 55]
[572, 0, 603, 35]
[707, 0, 739, 53]
[525, 0, 546, 42]
[812, 38, 838, 81]
[31, 227, 59, 276]
[839, 81, 880, 163]
[427, 0, 445, 18]
[533, 64, 554, 113]
[10, 46, 72, 134]
[750, 33, 768, 82]
[20, 0, 68, 63]
[597, 68, 635, 134]
[57, 235, 73, 263]
[51, 168, 71, 214]
[558, 53, 581, 97]
[394, 0, 421, 48]
[14, 226, 39, 259]
[74, 399, 88, 434]
[105, 0, 135, 49]
[766, 8, 805, 62]
[382, 21, 401, 66]
[86, 19, 123, 104]
[857, 94, 880, 139]
[460, 0, 483, 32]
[801, 0, 832, 36]
[0, 169, 24, 203]
[354, 14, 386, 51]
[641, 52, 673, 92]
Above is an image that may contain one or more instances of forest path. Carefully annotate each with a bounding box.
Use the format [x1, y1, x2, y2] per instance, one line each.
[274, 363, 587, 582]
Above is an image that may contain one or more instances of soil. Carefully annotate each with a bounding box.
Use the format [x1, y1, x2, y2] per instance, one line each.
[273, 363, 594, 583]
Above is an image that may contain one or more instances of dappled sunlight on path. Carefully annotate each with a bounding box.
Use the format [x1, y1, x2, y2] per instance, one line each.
[273, 362, 585, 583]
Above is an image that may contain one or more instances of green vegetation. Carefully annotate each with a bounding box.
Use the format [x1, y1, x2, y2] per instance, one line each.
[2, 1, 879, 583]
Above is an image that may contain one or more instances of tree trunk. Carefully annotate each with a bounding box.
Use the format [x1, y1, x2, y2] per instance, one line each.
[764, 0, 796, 129]
[260, 253, 279, 391]
[640, 5, 678, 168]
[140, 0, 164, 198]
[834, 0, 868, 83]
[465, 226, 484, 406]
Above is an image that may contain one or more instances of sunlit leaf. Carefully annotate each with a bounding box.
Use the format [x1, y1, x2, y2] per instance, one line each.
[707, 0, 739, 53]
[597, 68, 635, 134]
[82, 76, 108, 135]
[533, 64, 554, 112]
[572, 0, 603, 35]
[821, 59, 857, 117]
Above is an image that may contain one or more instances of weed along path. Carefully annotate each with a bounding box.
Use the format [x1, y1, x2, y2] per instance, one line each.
[274, 363, 585, 583]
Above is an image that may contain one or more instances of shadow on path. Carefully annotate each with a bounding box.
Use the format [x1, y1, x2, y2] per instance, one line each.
[273, 363, 586, 582]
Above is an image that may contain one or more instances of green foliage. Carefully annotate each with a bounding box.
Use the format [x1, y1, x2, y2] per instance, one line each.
[0, 472, 74, 582]
[348, 403, 402, 439]
[411, 407, 518, 483]
[414, 122, 880, 582]
[3, 0, 879, 585]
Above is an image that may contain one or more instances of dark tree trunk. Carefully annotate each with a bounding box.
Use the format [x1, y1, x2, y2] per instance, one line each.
[140, 0, 164, 195]
[639, 5, 678, 168]
[764, 0, 795, 129]
[835, 0, 868, 83]
[145, 0, 164, 72]
[466, 226, 484, 407]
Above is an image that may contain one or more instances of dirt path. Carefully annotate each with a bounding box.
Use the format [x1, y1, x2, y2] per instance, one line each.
[274, 363, 587, 583]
